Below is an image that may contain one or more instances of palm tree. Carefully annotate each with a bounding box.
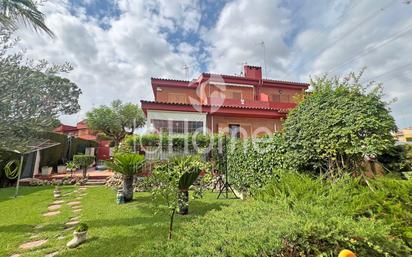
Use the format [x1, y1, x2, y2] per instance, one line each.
[106, 153, 145, 202]
[0, 0, 54, 37]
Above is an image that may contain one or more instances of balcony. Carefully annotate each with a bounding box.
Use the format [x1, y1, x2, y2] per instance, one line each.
[205, 97, 296, 110]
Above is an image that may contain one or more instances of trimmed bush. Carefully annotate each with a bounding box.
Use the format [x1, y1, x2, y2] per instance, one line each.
[73, 155, 94, 177]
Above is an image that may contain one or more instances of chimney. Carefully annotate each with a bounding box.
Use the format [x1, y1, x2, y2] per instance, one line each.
[243, 65, 262, 80]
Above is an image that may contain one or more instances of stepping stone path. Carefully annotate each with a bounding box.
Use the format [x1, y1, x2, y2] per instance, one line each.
[53, 200, 64, 204]
[72, 205, 81, 210]
[45, 251, 59, 257]
[48, 205, 62, 211]
[70, 216, 80, 221]
[19, 239, 48, 250]
[30, 234, 40, 239]
[73, 209, 82, 213]
[43, 211, 60, 217]
[10, 254, 21, 257]
[67, 201, 81, 206]
[65, 220, 79, 227]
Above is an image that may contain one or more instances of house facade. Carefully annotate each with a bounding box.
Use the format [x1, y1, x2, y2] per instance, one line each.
[54, 120, 112, 160]
[396, 127, 412, 142]
[141, 65, 309, 138]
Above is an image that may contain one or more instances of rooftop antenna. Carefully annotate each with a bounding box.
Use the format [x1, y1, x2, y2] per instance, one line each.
[182, 64, 189, 80]
[259, 41, 268, 79]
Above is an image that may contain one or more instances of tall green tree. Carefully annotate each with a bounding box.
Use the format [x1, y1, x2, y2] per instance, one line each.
[283, 71, 397, 179]
[0, 0, 54, 36]
[86, 100, 146, 147]
[0, 30, 81, 151]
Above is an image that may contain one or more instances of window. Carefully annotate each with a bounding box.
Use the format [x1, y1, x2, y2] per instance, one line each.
[231, 92, 242, 99]
[168, 93, 187, 103]
[229, 124, 240, 138]
[271, 94, 280, 102]
[226, 91, 242, 100]
[152, 119, 203, 134]
[280, 95, 290, 102]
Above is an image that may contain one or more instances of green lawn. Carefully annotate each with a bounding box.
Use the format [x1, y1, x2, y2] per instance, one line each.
[0, 186, 236, 257]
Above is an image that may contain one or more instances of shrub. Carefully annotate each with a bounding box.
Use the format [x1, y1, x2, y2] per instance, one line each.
[141, 173, 411, 256]
[378, 144, 412, 172]
[148, 155, 210, 239]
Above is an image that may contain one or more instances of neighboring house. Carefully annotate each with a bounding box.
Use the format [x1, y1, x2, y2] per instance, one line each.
[54, 120, 112, 160]
[396, 127, 412, 142]
[54, 120, 97, 141]
[141, 65, 309, 138]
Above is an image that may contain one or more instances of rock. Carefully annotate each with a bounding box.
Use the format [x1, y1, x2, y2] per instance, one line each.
[72, 205, 81, 210]
[19, 239, 48, 250]
[65, 220, 79, 227]
[43, 211, 60, 217]
[67, 201, 81, 206]
[70, 216, 80, 221]
[48, 205, 62, 211]
[53, 200, 64, 204]
[44, 251, 59, 257]
[30, 234, 40, 239]
[34, 224, 44, 229]
[73, 209, 82, 213]
[10, 254, 21, 257]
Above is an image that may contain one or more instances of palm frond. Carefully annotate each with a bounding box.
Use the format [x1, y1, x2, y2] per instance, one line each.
[0, 0, 54, 37]
[106, 153, 145, 176]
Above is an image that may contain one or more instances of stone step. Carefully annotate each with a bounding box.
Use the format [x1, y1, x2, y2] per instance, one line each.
[85, 180, 105, 185]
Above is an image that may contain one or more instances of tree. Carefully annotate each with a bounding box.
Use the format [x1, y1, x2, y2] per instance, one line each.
[0, 30, 81, 151]
[0, 0, 54, 36]
[149, 155, 209, 239]
[73, 155, 94, 178]
[86, 100, 145, 147]
[283, 71, 397, 179]
[106, 153, 145, 202]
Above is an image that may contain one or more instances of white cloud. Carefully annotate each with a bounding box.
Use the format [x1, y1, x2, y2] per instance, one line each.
[15, 0, 199, 125]
[11, 0, 412, 128]
[291, 0, 412, 128]
[204, 0, 292, 78]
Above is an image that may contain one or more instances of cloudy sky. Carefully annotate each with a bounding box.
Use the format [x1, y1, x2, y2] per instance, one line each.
[15, 0, 412, 128]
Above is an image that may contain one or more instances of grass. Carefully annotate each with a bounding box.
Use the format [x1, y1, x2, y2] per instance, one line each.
[0, 186, 236, 257]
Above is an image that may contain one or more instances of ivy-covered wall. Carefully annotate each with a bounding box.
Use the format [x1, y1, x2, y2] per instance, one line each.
[226, 134, 294, 192]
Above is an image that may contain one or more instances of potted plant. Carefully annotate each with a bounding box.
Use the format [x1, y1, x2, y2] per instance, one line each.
[41, 166, 52, 175]
[66, 161, 77, 174]
[57, 163, 67, 174]
[67, 223, 88, 248]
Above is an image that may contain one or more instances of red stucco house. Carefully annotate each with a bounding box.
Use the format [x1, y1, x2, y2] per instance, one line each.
[54, 120, 112, 160]
[141, 65, 309, 138]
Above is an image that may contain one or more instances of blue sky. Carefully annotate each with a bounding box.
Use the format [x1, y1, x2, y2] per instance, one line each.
[14, 0, 412, 128]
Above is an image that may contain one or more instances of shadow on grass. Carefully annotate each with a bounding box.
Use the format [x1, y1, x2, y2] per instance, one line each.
[0, 186, 52, 203]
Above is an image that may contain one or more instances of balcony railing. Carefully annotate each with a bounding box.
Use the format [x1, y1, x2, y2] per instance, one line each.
[206, 97, 296, 109]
